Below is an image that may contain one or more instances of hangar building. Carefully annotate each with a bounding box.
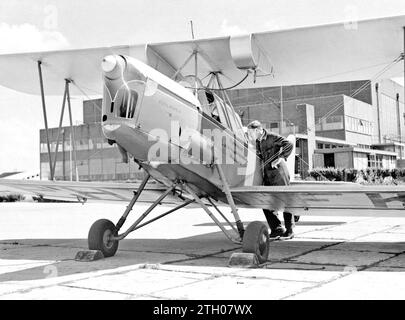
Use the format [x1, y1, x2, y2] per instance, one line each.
[40, 78, 404, 180]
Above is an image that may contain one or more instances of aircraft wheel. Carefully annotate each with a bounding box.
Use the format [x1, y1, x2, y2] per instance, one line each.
[294, 216, 300, 223]
[88, 219, 119, 257]
[242, 221, 270, 263]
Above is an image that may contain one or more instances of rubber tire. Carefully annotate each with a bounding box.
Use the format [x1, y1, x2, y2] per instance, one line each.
[242, 221, 270, 263]
[294, 216, 300, 223]
[88, 219, 119, 257]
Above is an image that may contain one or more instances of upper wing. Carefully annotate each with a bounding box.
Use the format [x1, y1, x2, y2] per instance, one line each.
[231, 181, 405, 211]
[0, 15, 404, 96]
[0, 179, 184, 204]
[252, 15, 405, 86]
[0, 45, 147, 96]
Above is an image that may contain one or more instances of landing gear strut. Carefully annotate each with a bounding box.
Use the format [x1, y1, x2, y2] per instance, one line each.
[86, 169, 271, 263]
[87, 174, 195, 257]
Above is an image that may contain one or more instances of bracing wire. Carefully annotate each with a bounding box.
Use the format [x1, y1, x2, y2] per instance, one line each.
[184, 71, 250, 92]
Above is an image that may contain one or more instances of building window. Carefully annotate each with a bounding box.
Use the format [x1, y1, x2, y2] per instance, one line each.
[345, 116, 372, 135]
[316, 115, 344, 131]
[367, 154, 383, 168]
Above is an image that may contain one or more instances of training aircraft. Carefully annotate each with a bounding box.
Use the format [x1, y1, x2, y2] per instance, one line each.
[1, 15, 405, 263]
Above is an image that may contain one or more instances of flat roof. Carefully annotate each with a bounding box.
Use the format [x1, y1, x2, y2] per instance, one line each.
[315, 147, 397, 157]
[373, 142, 405, 147]
[295, 133, 357, 146]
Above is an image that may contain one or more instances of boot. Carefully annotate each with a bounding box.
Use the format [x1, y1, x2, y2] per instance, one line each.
[263, 209, 285, 238]
[281, 211, 295, 240]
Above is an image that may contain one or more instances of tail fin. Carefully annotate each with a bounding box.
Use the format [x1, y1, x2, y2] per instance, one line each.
[286, 134, 296, 182]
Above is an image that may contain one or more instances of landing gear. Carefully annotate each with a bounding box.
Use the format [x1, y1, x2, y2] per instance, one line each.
[88, 219, 119, 257]
[86, 174, 196, 258]
[85, 165, 267, 261]
[294, 215, 300, 223]
[242, 221, 270, 263]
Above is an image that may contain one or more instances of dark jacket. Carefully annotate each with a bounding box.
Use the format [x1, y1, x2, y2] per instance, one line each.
[256, 129, 293, 186]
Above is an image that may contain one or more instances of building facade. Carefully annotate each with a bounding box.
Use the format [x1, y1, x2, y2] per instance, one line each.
[40, 99, 143, 181]
[229, 78, 404, 175]
[40, 79, 404, 181]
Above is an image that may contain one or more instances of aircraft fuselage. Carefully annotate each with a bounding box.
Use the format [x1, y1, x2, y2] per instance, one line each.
[100, 55, 262, 199]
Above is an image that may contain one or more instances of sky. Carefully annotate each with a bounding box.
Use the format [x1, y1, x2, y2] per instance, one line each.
[1, 0, 405, 174]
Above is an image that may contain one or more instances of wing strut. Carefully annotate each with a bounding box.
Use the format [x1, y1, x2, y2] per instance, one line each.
[50, 79, 78, 181]
[402, 26, 405, 154]
[37, 61, 79, 181]
[37, 61, 54, 180]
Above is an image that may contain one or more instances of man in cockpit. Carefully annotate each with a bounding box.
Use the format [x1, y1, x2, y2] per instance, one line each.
[247, 120, 295, 239]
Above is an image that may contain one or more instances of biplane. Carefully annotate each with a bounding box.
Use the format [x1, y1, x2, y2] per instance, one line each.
[1, 15, 405, 263]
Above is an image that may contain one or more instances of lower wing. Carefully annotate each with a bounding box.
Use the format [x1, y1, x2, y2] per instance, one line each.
[2, 179, 404, 216]
[0, 179, 183, 204]
[231, 181, 405, 213]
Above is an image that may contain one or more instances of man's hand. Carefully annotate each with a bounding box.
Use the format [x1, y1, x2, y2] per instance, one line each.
[271, 158, 282, 168]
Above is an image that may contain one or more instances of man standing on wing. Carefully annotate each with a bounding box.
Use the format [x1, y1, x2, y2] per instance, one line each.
[247, 120, 295, 239]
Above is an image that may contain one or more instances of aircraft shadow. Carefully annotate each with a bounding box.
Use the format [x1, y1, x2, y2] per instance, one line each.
[1, 230, 404, 282]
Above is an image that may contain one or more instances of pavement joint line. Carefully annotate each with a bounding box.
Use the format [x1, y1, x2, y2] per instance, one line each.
[349, 250, 403, 272]
[142, 263, 318, 284]
[0, 242, 23, 245]
[149, 270, 318, 298]
[113, 248, 196, 256]
[162, 247, 241, 265]
[60, 284, 138, 298]
[228, 269, 321, 284]
[116, 248, 236, 257]
[61, 284, 169, 300]
[294, 217, 372, 237]
[346, 224, 405, 241]
[0, 245, 235, 297]
[259, 240, 345, 268]
[143, 264, 241, 277]
[294, 216, 401, 238]
[0, 263, 157, 297]
[370, 265, 405, 270]
[1, 243, 88, 251]
[283, 260, 369, 268]
[294, 236, 348, 241]
[0, 260, 56, 267]
[276, 223, 405, 267]
[324, 247, 405, 254]
[279, 247, 405, 300]
[261, 222, 401, 268]
[265, 263, 334, 271]
[364, 250, 405, 269]
[149, 274, 223, 296]
[1, 244, 45, 250]
[279, 271, 356, 300]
